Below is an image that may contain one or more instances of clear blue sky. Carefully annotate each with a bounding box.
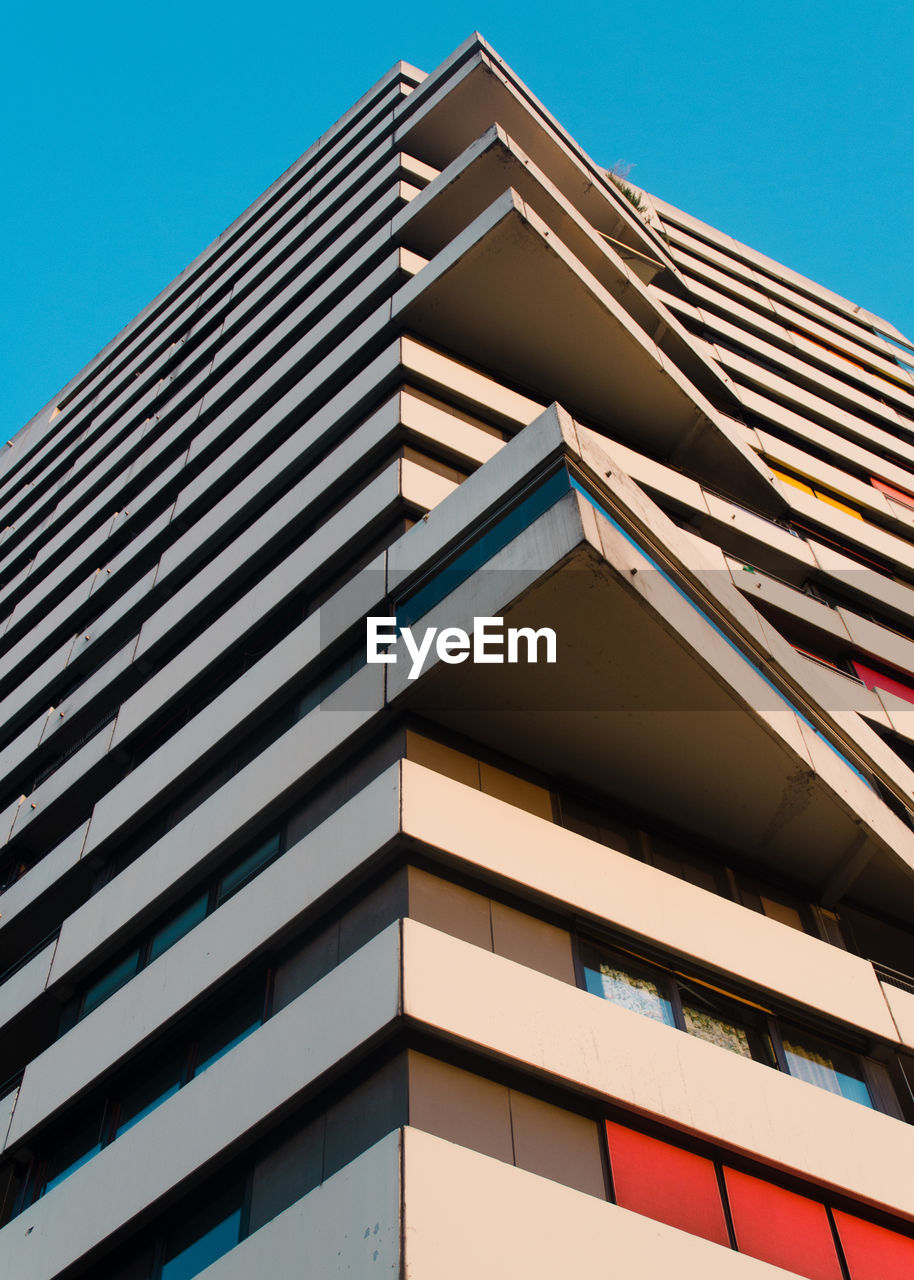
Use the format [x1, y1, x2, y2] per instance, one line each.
[3, 0, 912, 439]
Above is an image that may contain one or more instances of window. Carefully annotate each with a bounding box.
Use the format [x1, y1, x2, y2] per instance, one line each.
[76, 894, 204, 1023]
[90, 1177, 249, 1280]
[582, 952, 674, 1026]
[678, 979, 768, 1063]
[39, 1111, 106, 1197]
[580, 943, 772, 1065]
[80, 948, 143, 1018]
[215, 832, 281, 905]
[147, 894, 209, 964]
[160, 1181, 245, 1280]
[67, 831, 283, 1029]
[580, 940, 880, 1110]
[20, 975, 267, 1212]
[114, 1056, 183, 1139]
[192, 986, 265, 1076]
[778, 1026, 873, 1108]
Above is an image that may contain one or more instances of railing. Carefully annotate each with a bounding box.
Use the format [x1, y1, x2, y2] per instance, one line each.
[874, 960, 914, 996]
[30, 707, 119, 791]
[0, 928, 60, 989]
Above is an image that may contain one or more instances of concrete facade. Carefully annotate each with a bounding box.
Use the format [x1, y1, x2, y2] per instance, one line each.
[1, 32, 914, 1280]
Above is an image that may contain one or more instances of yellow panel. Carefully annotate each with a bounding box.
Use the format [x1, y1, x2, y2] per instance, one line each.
[769, 466, 814, 495]
[813, 490, 863, 519]
[791, 328, 864, 372]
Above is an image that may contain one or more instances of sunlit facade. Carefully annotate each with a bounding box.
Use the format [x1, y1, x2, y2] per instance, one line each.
[1, 33, 914, 1279]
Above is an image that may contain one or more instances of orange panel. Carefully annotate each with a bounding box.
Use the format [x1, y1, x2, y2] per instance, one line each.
[851, 659, 914, 707]
[812, 489, 863, 519]
[604, 1121, 730, 1247]
[833, 1210, 914, 1280]
[724, 1168, 842, 1279]
[871, 476, 914, 510]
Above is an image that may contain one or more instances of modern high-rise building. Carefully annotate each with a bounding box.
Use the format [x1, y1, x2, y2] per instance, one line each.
[2, 31, 914, 1280]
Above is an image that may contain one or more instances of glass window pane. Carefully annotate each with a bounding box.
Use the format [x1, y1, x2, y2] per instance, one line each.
[193, 988, 263, 1077]
[781, 1027, 873, 1107]
[295, 684, 320, 721]
[148, 894, 209, 964]
[115, 1081, 180, 1138]
[581, 949, 674, 1025]
[104, 1249, 155, 1280]
[161, 1210, 242, 1280]
[677, 980, 769, 1063]
[216, 833, 281, 905]
[81, 949, 141, 1018]
[194, 1025, 259, 1077]
[681, 1001, 755, 1059]
[114, 1051, 185, 1138]
[43, 1142, 103, 1194]
[161, 1183, 243, 1280]
[40, 1110, 106, 1196]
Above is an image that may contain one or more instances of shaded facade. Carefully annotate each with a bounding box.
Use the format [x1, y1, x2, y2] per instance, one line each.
[1, 32, 914, 1279]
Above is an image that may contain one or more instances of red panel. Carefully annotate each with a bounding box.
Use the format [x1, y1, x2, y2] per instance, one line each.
[604, 1121, 729, 1246]
[871, 477, 914, 510]
[724, 1168, 842, 1279]
[851, 660, 914, 706]
[834, 1211, 914, 1280]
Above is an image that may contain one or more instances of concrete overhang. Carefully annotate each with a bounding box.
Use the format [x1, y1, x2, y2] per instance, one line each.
[395, 124, 743, 422]
[395, 44, 672, 270]
[384, 408, 914, 922]
[394, 190, 783, 515]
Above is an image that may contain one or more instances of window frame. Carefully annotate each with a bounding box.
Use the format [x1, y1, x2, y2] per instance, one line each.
[67, 829, 285, 1028]
[578, 939, 775, 1069]
[20, 968, 272, 1213]
[576, 933, 884, 1114]
[153, 1174, 251, 1280]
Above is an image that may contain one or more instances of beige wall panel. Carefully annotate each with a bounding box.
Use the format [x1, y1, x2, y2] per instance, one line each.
[478, 761, 553, 819]
[403, 1127, 802, 1279]
[408, 1053, 514, 1163]
[507, 1089, 605, 1198]
[400, 764, 898, 1042]
[407, 867, 493, 951]
[405, 732, 481, 787]
[490, 901, 575, 984]
[401, 920, 914, 1218]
